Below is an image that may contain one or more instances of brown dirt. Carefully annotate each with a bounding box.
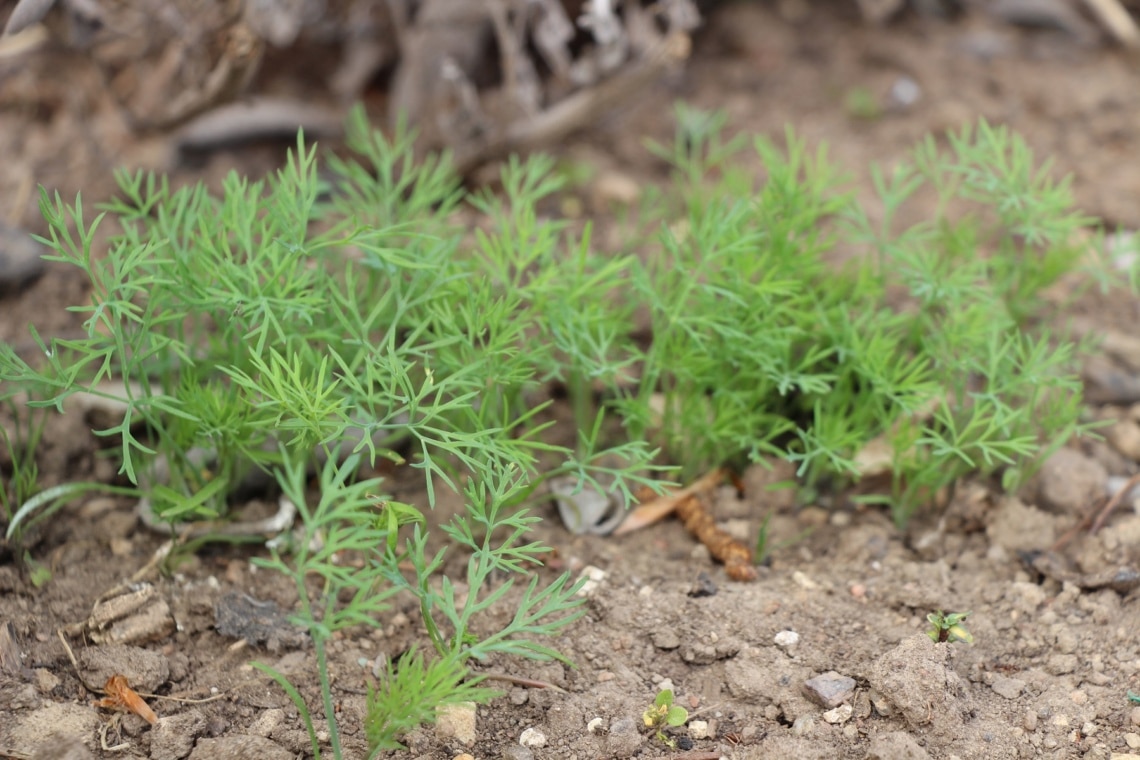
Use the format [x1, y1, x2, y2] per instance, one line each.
[4, 3, 1140, 759]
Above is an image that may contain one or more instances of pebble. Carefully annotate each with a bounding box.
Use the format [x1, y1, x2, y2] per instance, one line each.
[574, 566, 607, 597]
[518, 727, 546, 748]
[803, 671, 856, 708]
[1108, 420, 1140, 461]
[792, 571, 819, 590]
[592, 171, 641, 208]
[774, 630, 800, 649]
[791, 715, 815, 736]
[435, 702, 477, 747]
[1125, 732, 1140, 748]
[605, 717, 643, 759]
[688, 720, 709, 739]
[1036, 449, 1106, 515]
[1023, 709, 1038, 732]
[823, 704, 853, 724]
[991, 676, 1025, 699]
[1131, 706, 1140, 726]
[587, 717, 605, 734]
[0, 222, 47, 295]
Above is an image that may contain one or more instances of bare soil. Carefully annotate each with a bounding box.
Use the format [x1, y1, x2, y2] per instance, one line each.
[4, 3, 1140, 760]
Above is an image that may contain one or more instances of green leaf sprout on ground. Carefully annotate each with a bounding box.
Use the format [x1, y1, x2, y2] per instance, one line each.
[926, 610, 974, 644]
[643, 688, 689, 748]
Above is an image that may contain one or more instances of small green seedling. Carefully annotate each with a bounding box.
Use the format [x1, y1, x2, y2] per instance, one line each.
[643, 689, 689, 748]
[926, 610, 973, 644]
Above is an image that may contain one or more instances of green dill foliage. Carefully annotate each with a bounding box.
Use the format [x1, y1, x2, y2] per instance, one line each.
[0, 101, 1108, 752]
[626, 105, 1096, 525]
[0, 108, 662, 757]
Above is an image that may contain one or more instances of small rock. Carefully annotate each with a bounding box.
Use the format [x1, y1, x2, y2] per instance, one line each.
[688, 720, 709, 739]
[1046, 654, 1079, 675]
[792, 571, 819, 590]
[1023, 709, 1038, 732]
[587, 717, 605, 734]
[499, 748, 533, 760]
[774, 630, 800, 649]
[1108, 420, 1140, 461]
[518, 727, 546, 748]
[435, 702, 477, 747]
[605, 717, 643, 759]
[866, 731, 931, 760]
[575, 566, 607, 597]
[77, 645, 169, 693]
[790, 715, 815, 736]
[247, 708, 285, 737]
[991, 676, 1026, 699]
[1132, 706, 1140, 726]
[454, 754, 476, 760]
[1036, 448, 1106, 515]
[651, 630, 681, 650]
[1125, 732, 1140, 749]
[150, 711, 207, 760]
[0, 222, 47, 296]
[822, 704, 853, 724]
[803, 671, 856, 708]
[688, 572, 718, 598]
[592, 171, 641, 208]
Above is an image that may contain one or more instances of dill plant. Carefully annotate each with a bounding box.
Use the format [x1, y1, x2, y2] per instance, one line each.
[0, 102, 1107, 755]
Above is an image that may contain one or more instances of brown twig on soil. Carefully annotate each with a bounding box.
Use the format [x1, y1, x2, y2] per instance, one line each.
[1051, 471, 1140, 551]
[614, 468, 727, 535]
[615, 467, 757, 580]
[1091, 471, 1140, 535]
[676, 493, 758, 582]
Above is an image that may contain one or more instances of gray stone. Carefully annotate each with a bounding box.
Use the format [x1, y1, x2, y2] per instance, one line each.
[803, 670, 856, 707]
[0, 222, 46, 295]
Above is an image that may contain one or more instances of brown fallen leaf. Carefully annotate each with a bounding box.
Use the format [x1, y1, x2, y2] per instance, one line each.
[93, 674, 158, 725]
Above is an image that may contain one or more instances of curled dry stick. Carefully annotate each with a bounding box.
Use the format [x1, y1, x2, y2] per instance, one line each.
[616, 468, 758, 582]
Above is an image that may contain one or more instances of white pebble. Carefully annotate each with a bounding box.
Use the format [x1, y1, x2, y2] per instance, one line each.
[689, 720, 709, 739]
[519, 727, 547, 748]
[823, 704, 853, 724]
[774, 630, 800, 648]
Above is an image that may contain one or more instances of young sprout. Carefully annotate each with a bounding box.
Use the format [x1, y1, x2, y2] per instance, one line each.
[926, 610, 973, 644]
[643, 689, 689, 748]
